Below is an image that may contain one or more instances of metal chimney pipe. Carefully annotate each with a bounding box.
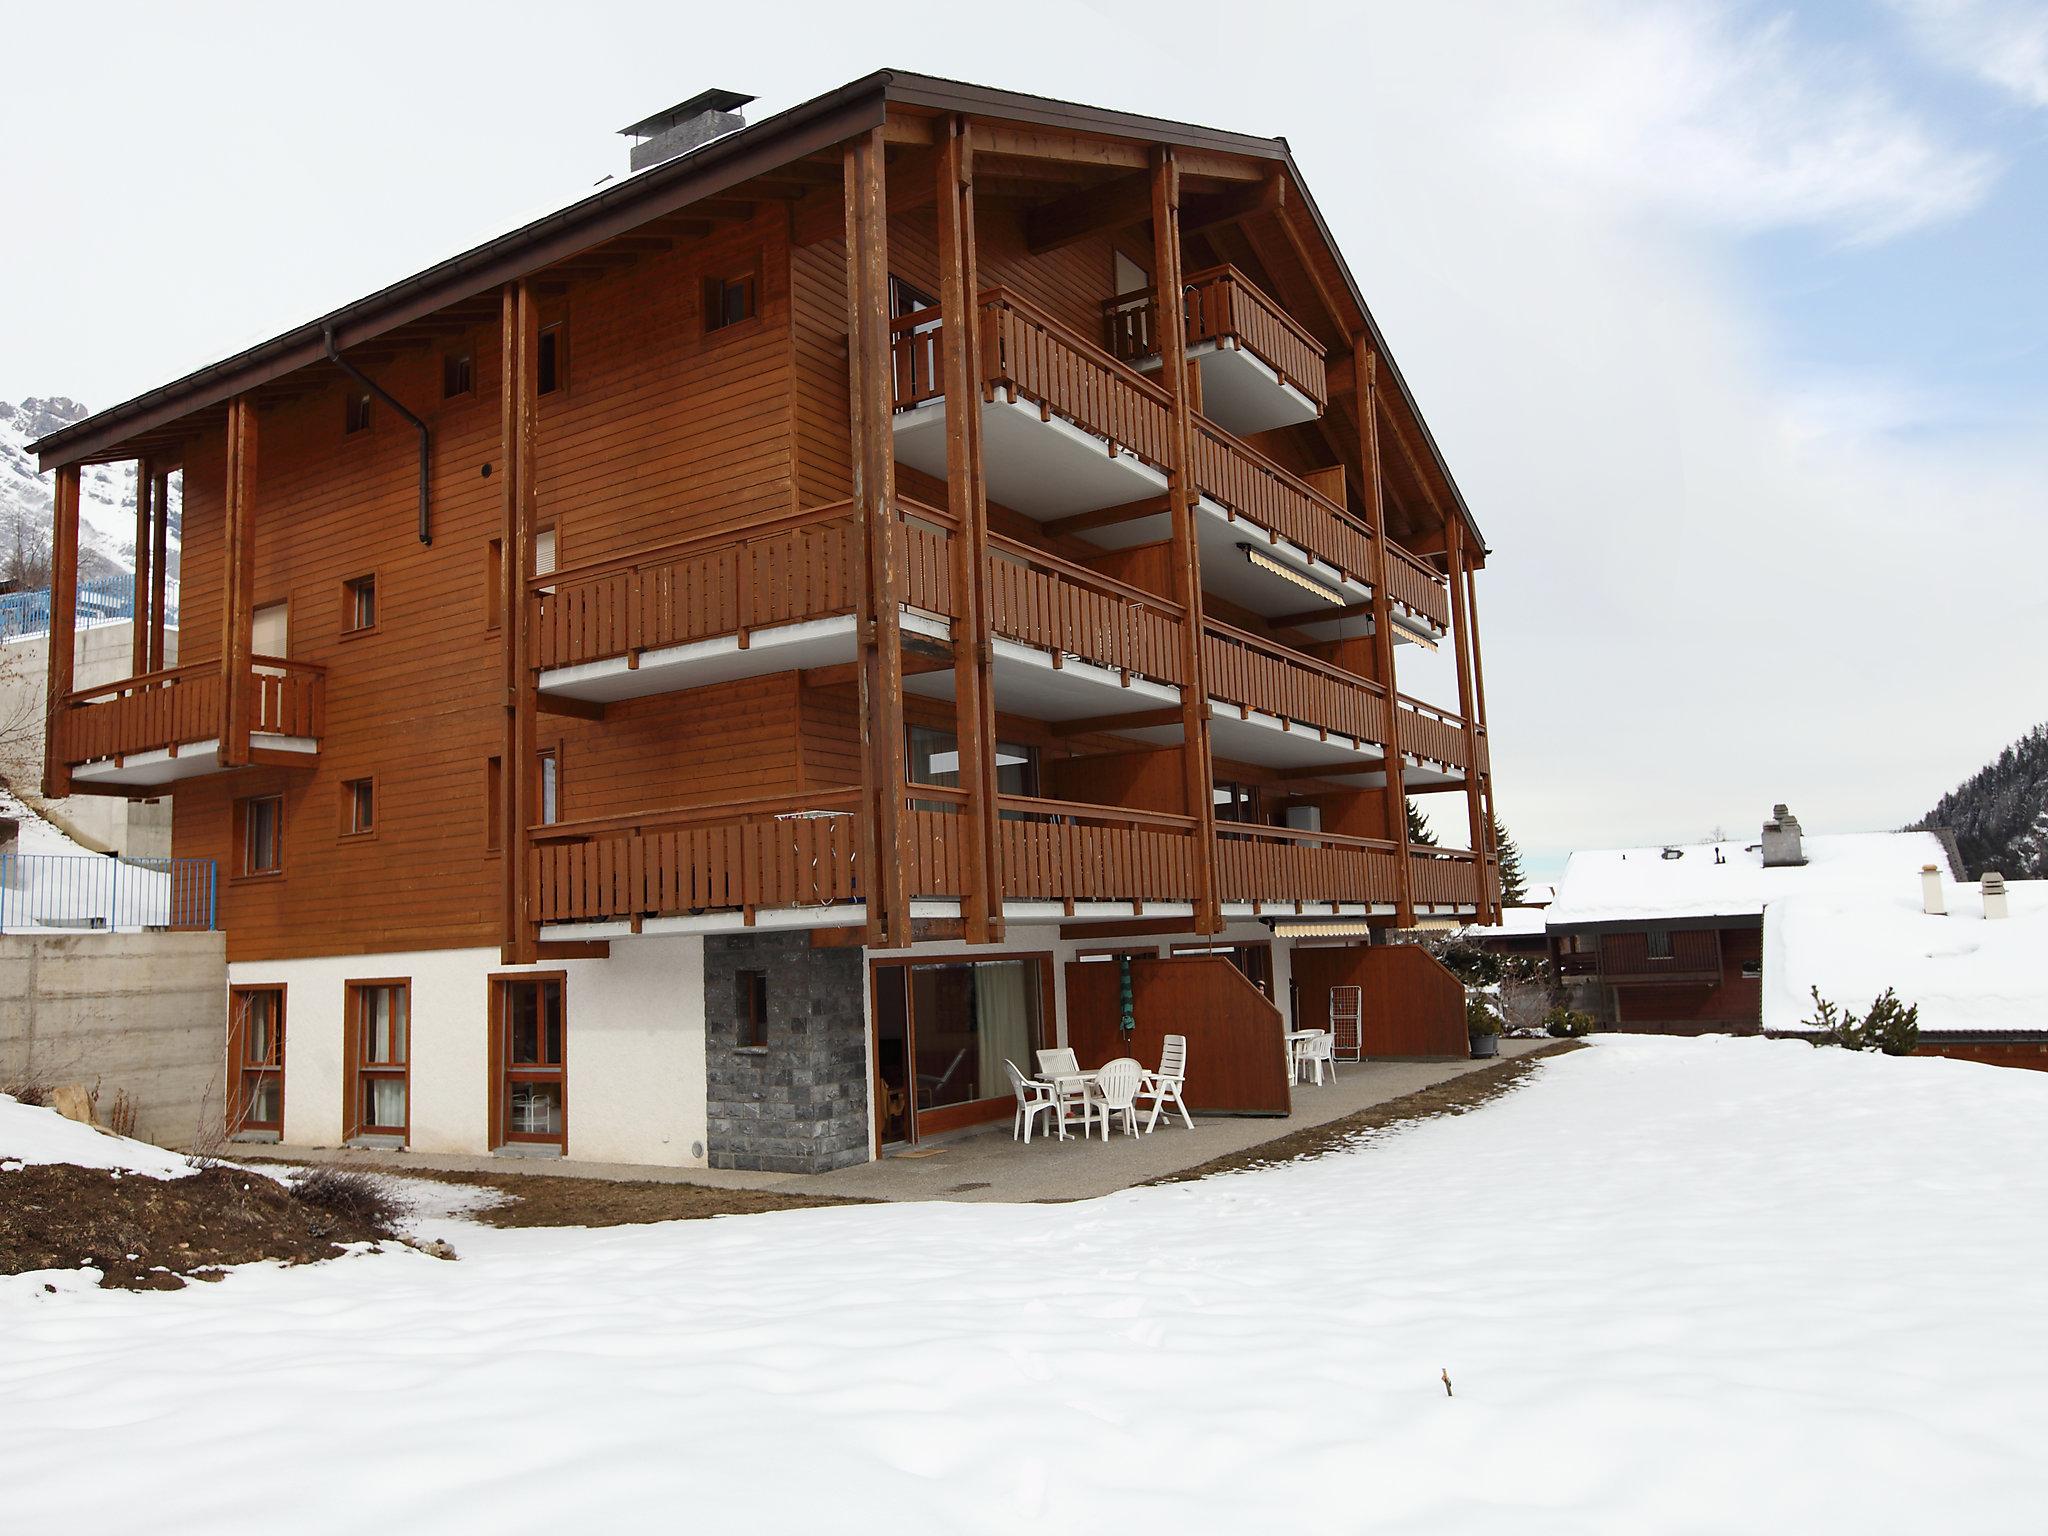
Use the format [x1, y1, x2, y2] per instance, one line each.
[1982, 870, 2009, 920]
[1920, 864, 1947, 916]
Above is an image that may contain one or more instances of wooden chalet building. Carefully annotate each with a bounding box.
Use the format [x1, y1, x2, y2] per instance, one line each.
[32, 74, 1500, 1171]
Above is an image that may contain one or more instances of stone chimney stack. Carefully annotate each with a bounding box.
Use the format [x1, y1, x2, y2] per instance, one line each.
[619, 89, 754, 173]
[1982, 871, 2009, 920]
[1761, 804, 1807, 868]
[1921, 864, 1947, 916]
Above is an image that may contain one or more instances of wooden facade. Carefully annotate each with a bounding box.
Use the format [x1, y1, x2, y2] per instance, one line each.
[31, 73, 1500, 975]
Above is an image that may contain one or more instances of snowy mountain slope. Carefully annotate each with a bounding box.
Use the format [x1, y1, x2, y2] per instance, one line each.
[0, 398, 182, 584]
[1911, 722, 2048, 879]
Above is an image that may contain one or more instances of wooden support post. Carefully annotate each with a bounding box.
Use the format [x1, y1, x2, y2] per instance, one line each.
[1464, 558, 1499, 919]
[147, 467, 170, 672]
[1444, 518, 1488, 913]
[219, 398, 257, 766]
[41, 464, 81, 800]
[1356, 344, 1414, 927]
[846, 125, 911, 948]
[130, 458, 152, 676]
[936, 114, 1002, 943]
[1150, 146, 1221, 935]
[501, 280, 541, 965]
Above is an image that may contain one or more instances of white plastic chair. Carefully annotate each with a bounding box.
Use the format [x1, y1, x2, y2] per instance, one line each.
[1301, 1030, 1336, 1086]
[1004, 1059, 1061, 1145]
[1035, 1047, 1096, 1139]
[1093, 1057, 1145, 1139]
[1135, 1034, 1192, 1131]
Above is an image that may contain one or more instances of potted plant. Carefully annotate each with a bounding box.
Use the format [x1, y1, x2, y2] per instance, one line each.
[1466, 995, 1501, 1059]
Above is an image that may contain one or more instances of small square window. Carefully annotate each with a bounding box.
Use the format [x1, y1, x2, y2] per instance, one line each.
[342, 778, 375, 837]
[344, 391, 372, 434]
[443, 350, 474, 399]
[537, 324, 563, 395]
[241, 795, 282, 876]
[1646, 930, 1673, 960]
[736, 970, 769, 1049]
[343, 574, 377, 633]
[703, 274, 756, 333]
[536, 748, 559, 826]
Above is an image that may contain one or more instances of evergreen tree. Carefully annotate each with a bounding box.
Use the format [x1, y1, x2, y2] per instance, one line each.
[1405, 798, 1437, 847]
[1909, 721, 2048, 879]
[1491, 816, 1528, 904]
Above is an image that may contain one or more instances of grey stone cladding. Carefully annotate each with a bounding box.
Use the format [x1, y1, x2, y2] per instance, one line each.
[702, 930, 870, 1172]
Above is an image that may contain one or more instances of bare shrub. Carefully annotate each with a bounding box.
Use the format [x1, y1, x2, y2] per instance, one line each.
[3, 1071, 51, 1107]
[107, 1089, 140, 1138]
[288, 1166, 407, 1230]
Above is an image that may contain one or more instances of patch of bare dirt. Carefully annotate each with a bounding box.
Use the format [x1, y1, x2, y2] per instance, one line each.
[1149, 1040, 1588, 1185]
[381, 1169, 875, 1229]
[1, 1164, 400, 1291]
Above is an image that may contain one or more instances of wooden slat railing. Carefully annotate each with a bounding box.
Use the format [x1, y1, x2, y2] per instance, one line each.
[1408, 848, 1481, 907]
[1189, 423, 1376, 583]
[1384, 542, 1451, 632]
[985, 533, 1185, 685]
[1202, 620, 1388, 744]
[1396, 694, 1468, 771]
[994, 795, 1198, 905]
[57, 657, 326, 768]
[530, 792, 863, 925]
[1102, 265, 1329, 415]
[1214, 824, 1403, 907]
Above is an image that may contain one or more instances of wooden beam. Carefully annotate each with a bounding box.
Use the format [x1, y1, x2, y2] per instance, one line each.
[536, 940, 610, 961]
[41, 464, 80, 799]
[1269, 598, 1375, 629]
[1444, 517, 1487, 912]
[1042, 494, 1171, 538]
[1050, 707, 1185, 738]
[130, 457, 151, 677]
[799, 651, 951, 692]
[1357, 345, 1414, 928]
[1025, 168, 1150, 254]
[1182, 174, 1285, 240]
[536, 693, 606, 721]
[218, 397, 257, 767]
[147, 467, 169, 672]
[846, 125, 911, 949]
[500, 280, 541, 965]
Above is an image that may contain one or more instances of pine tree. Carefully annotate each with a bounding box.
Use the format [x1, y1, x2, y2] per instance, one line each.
[1491, 816, 1528, 904]
[1405, 798, 1437, 847]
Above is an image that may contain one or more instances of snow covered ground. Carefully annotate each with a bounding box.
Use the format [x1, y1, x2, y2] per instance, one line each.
[5, 1036, 2046, 1533]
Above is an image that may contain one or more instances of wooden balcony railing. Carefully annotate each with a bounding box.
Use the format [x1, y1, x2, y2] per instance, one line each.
[1408, 848, 1481, 907]
[1102, 264, 1329, 416]
[530, 792, 864, 926]
[1189, 423, 1376, 584]
[1383, 542, 1451, 632]
[56, 656, 325, 768]
[1396, 695, 1468, 771]
[1215, 824, 1402, 907]
[985, 533, 1185, 686]
[995, 796, 1199, 905]
[1203, 620, 1388, 745]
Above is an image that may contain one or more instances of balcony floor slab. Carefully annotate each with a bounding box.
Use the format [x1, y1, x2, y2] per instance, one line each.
[70, 734, 315, 788]
[537, 615, 864, 704]
[903, 633, 1182, 723]
[893, 395, 1170, 520]
[1137, 339, 1321, 436]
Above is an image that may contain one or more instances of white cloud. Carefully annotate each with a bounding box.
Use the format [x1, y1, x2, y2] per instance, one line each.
[1889, 0, 2048, 107]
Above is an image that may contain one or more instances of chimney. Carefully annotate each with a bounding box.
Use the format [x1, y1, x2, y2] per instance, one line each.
[1761, 804, 1806, 868]
[1982, 870, 2009, 920]
[1921, 864, 1947, 916]
[619, 90, 754, 173]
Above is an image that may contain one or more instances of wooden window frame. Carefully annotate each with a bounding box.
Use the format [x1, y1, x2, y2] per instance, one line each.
[235, 794, 284, 880]
[702, 264, 761, 336]
[867, 952, 1056, 1151]
[340, 776, 377, 840]
[343, 980, 411, 1143]
[1646, 929, 1674, 961]
[340, 571, 379, 637]
[227, 985, 287, 1136]
[537, 321, 566, 396]
[485, 755, 504, 853]
[535, 743, 562, 827]
[442, 346, 475, 401]
[735, 969, 769, 1051]
[343, 389, 373, 435]
[488, 972, 568, 1152]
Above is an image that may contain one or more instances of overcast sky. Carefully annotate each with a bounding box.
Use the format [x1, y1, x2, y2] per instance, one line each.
[4, 0, 2043, 877]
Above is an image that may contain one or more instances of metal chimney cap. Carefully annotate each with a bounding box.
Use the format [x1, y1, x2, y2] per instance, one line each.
[619, 90, 755, 141]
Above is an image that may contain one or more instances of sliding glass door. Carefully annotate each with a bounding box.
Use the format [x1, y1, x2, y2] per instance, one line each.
[870, 955, 1050, 1147]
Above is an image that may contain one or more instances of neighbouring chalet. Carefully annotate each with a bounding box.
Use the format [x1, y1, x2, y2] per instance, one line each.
[29, 74, 1502, 1172]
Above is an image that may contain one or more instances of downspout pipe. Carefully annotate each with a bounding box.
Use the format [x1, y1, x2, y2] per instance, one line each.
[323, 324, 432, 545]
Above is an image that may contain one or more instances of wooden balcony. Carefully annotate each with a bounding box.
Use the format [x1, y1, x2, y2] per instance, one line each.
[1215, 824, 1402, 911]
[1598, 929, 1722, 983]
[59, 657, 324, 787]
[1197, 620, 1388, 771]
[1408, 848, 1483, 910]
[1382, 542, 1452, 638]
[1396, 694, 1469, 785]
[996, 796, 1200, 915]
[1103, 264, 1328, 434]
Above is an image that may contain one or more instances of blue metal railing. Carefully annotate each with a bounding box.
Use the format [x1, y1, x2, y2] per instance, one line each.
[0, 853, 217, 932]
[0, 579, 181, 643]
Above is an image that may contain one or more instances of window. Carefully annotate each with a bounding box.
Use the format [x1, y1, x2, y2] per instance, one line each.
[1741, 961, 1762, 981]
[537, 324, 563, 395]
[341, 777, 375, 837]
[736, 970, 769, 1049]
[346, 982, 410, 1141]
[486, 756, 504, 852]
[889, 275, 937, 320]
[443, 349, 474, 399]
[239, 795, 282, 876]
[906, 726, 1039, 796]
[869, 956, 1049, 1147]
[344, 390, 372, 434]
[1213, 782, 1258, 824]
[229, 987, 285, 1135]
[532, 526, 557, 587]
[703, 272, 757, 333]
[343, 574, 377, 633]
[492, 976, 565, 1148]
[485, 538, 503, 630]
[1646, 929, 1674, 960]
[252, 600, 289, 663]
[536, 747, 559, 826]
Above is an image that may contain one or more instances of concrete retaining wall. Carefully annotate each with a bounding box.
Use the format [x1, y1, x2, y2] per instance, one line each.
[0, 931, 225, 1147]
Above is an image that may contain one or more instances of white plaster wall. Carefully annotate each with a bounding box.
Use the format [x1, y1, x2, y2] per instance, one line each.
[231, 936, 708, 1167]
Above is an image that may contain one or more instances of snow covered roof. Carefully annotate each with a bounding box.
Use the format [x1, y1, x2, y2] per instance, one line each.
[1461, 904, 1550, 939]
[1764, 878, 2048, 1037]
[1545, 831, 1951, 928]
